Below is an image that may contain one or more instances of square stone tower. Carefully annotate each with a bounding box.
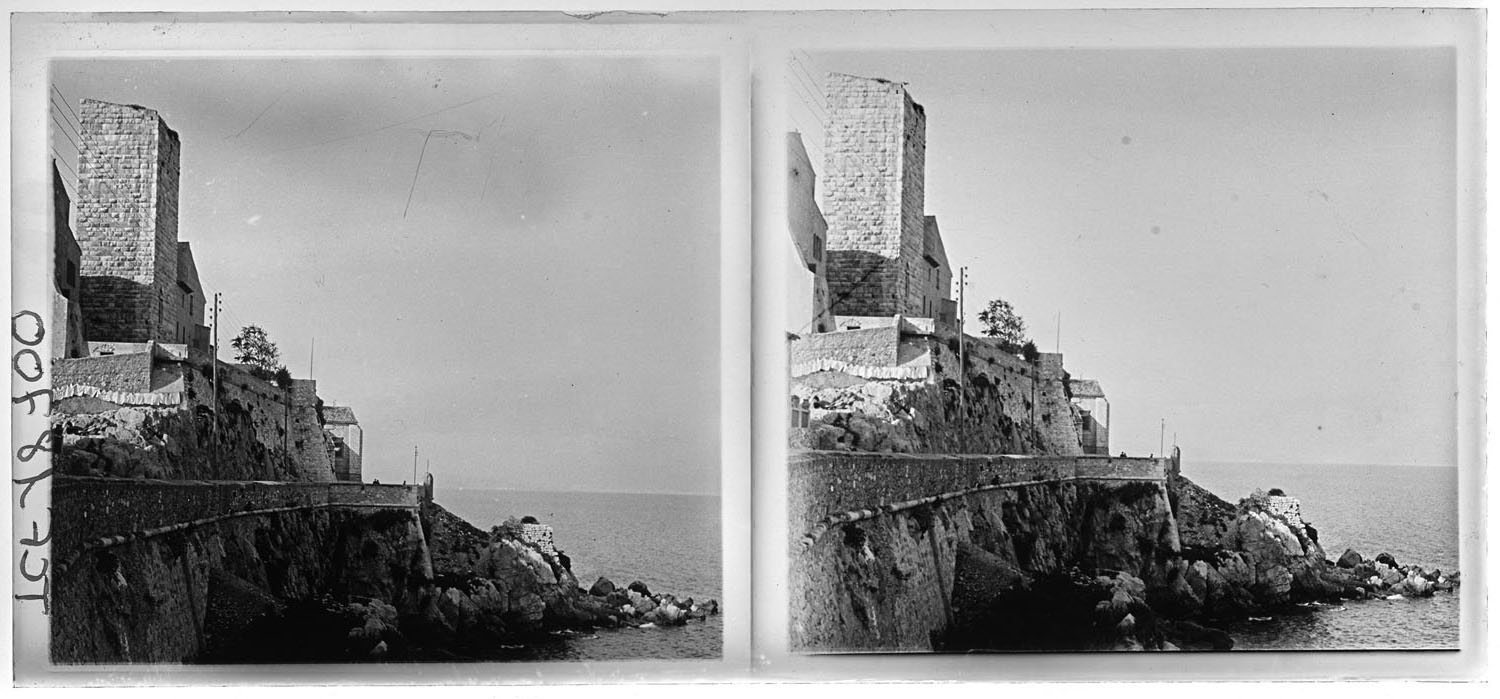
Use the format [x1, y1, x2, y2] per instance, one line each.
[821, 73, 930, 318]
[75, 98, 182, 344]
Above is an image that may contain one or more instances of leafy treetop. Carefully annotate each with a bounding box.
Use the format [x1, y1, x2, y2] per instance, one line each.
[977, 298, 1029, 351]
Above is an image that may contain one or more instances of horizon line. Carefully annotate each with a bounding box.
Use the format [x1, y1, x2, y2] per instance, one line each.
[436, 484, 721, 498]
[1185, 457, 1456, 469]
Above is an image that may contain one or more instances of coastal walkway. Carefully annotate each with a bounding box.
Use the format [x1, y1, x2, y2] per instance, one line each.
[789, 450, 1177, 548]
[51, 475, 427, 571]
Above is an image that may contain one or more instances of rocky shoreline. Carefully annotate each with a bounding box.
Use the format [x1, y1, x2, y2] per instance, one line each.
[203, 502, 720, 662]
[940, 478, 1458, 652]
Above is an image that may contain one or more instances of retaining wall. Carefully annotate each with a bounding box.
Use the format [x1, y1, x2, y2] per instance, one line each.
[788, 450, 1169, 540]
[52, 476, 421, 562]
[788, 449, 1180, 652]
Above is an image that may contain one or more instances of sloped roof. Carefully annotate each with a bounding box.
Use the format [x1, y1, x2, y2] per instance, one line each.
[1069, 378, 1106, 399]
[323, 405, 359, 425]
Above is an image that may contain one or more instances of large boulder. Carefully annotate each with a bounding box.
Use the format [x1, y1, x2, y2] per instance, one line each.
[588, 576, 616, 597]
[1336, 548, 1364, 569]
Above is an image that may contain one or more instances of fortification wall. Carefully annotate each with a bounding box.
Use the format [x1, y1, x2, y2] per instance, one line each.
[180, 361, 335, 481]
[53, 356, 336, 482]
[788, 450, 1177, 652]
[519, 523, 559, 557]
[792, 335, 1083, 455]
[51, 476, 420, 560]
[50, 480, 429, 663]
[1265, 495, 1305, 530]
[788, 450, 1169, 537]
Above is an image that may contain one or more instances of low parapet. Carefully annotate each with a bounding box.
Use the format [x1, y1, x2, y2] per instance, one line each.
[788, 451, 1171, 539]
[832, 315, 936, 334]
[791, 318, 937, 380]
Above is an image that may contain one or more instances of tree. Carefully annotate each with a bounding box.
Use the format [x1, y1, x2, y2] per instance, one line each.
[977, 298, 1028, 349]
[231, 325, 282, 379]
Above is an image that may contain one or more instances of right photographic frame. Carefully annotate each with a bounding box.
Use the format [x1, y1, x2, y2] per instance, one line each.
[768, 8, 1485, 671]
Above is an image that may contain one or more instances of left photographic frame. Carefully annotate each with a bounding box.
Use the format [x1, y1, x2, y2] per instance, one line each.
[10, 13, 752, 684]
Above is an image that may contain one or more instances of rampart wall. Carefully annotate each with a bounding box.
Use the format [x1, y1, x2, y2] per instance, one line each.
[788, 449, 1180, 652]
[788, 450, 1170, 538]
[52, 476, 422, 563]
[50, 477, 430, 664]
[792, 334, 1083, 455]
[54, 353, 337, 482]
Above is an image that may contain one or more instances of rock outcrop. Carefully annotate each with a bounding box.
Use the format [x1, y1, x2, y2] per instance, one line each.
[952, 479, 1461, 651]
[791, 336, 1083, 456]
[794, 460, 1457, 653]
[53, 490, 717, 663]
[413, 506, 719, 650]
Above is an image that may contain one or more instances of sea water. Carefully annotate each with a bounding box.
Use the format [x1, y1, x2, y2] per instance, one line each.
[434, 488, 723, 660]
[1182, 462, 1460, 650]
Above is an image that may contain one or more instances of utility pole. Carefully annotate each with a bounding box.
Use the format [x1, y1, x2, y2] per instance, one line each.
[957, 266, 967, 454]
[412, 445, 418, 485]
[1159, 418, 1165, 457]
[212, 292, 221, 463]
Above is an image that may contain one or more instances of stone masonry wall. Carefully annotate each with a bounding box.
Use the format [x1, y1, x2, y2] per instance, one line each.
[54, 357, 336, 483]
[181, 363, 336, 482]
[151, 115, 182, 341]
[51, 475, 422, 560]
[1264, 495, 1305, 530]
[519, 523, 559, 557]
[823, 74, 922, 317]
[787, 450, 1169, 537]
[76, 99, 182, 344]
[50, 477, 428, 663]
[793, 335, 1083, 456]
[1032, 352, 1084, 455]
[53, 352, 154, 394]
[897, 90, 927, 317]
[788, 451, 1177, 652]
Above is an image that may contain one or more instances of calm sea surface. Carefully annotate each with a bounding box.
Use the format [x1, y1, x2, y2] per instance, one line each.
[433, 488, 722, 660]
[1182, 462, 1460, 650]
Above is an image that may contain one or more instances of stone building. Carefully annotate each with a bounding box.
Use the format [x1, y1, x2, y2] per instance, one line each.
[920, 216, 956, 328]
[74, 98, 208, 352]
[323, 405, 364, 482]
[820, 73, 954, 331]
[53, 163, 87, 359]
[787, 132, 835, 334]
[1068, 378, 1110, 455]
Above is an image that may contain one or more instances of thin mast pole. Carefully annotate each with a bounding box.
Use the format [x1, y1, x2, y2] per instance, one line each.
[958, 266, 966, 454]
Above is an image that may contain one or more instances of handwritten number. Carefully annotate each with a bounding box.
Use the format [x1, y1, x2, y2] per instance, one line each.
[13, 349, 42, 383]
[13, 467, 51, 508]
[13, 388, 51, 415]
[11, 310, 44, 346]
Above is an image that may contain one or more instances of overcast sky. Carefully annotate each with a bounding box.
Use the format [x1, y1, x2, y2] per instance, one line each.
[53, 57, 722, 493]
[789, 48, 1458, 467]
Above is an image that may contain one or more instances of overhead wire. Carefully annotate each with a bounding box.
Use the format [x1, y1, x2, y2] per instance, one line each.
[51, 85, 83, 130]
